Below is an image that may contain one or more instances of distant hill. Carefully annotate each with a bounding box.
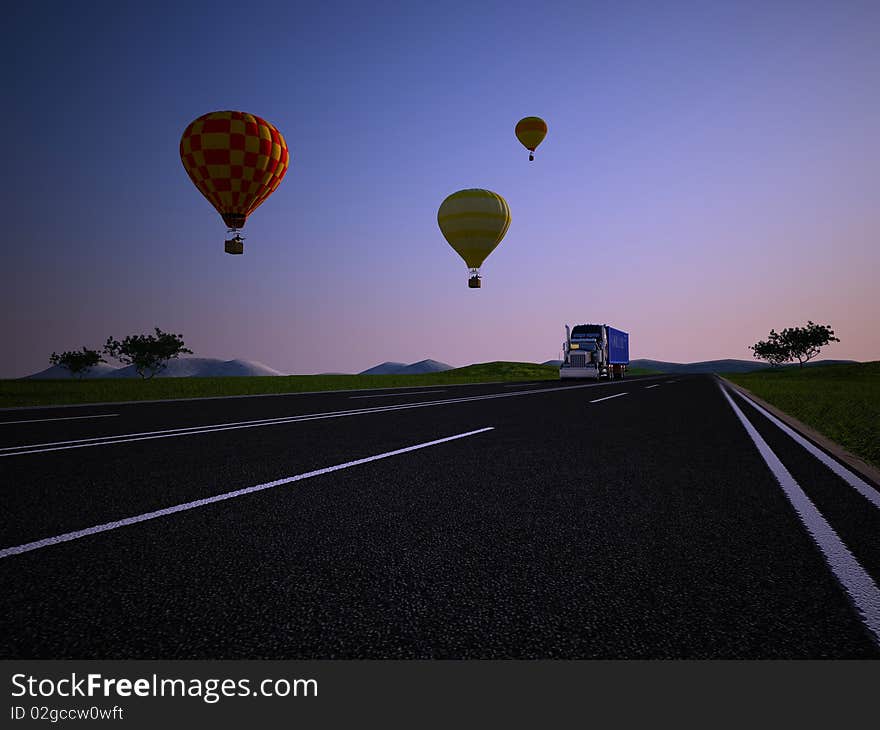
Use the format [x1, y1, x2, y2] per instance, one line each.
[359, 360, 452, 375]
[103, 358, 287, 378]
[26, 363, 118, 379]
[359, 361, 408, 375]
[24, 355, 857, 380]
[629, 358, 856, 374]
[25, 357, 287, 379]
[446, 361, 557, 379]
[398, 359, 453, 374]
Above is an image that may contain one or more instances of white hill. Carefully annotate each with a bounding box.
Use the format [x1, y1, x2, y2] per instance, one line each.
[25, 358, 287, 379]
[101, 358, 287, 378]
[25, 363, 119, 379]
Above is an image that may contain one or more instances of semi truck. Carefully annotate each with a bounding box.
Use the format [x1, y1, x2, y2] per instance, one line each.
[559, 323, 630, 380]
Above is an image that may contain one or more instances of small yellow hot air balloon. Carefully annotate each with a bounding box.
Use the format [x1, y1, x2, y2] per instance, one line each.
[515, 116, 548, 161]
[437, 189, 511, 288]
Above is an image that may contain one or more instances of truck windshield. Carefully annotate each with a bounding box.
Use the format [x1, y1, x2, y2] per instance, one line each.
[571, 325, 602, 338]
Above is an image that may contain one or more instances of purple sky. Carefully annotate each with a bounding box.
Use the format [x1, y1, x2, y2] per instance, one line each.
[4, 0, 878, 377]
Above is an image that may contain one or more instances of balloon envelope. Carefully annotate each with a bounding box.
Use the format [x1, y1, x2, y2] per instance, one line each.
[180, 111, 289, 229]
[515, 116, 548, 153]
[437, 189, 511, 269]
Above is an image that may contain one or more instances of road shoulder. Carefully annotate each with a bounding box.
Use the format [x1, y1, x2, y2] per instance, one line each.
[717, 376, 880, 487]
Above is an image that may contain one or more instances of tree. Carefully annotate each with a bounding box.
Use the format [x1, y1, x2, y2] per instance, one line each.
[49, 347, 106, 379]
[749, 322, 839, 368]
[103, 327, 193, 379]
[778, 321, 839, 368]
[749, 330, 789, 367]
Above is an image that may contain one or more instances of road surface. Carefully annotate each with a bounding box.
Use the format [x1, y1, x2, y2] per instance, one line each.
[1, 374, 879, 658]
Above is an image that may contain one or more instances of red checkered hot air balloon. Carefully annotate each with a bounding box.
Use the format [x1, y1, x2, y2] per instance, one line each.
[180, 111, 289, 254]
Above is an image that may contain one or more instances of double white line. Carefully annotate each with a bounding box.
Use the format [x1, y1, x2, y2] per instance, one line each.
[721, 383, 880, 644]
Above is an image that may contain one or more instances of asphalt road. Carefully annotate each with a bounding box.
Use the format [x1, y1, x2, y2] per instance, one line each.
[1, 374, 879, 658]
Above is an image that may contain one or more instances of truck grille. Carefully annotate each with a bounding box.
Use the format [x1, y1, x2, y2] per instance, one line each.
[570, 353, 587, 368]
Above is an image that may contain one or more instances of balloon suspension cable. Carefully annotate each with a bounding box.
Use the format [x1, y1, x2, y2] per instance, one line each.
[227, 227, 244, 241]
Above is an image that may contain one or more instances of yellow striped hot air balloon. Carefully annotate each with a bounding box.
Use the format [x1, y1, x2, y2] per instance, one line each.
[437, 189, 511, 288]
[180, 111, 290, 254]
[515, 116, 548, 161]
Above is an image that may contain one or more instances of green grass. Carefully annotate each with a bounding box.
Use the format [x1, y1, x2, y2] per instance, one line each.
[723, 361, 880, 469]
[1, 361, 658, 409]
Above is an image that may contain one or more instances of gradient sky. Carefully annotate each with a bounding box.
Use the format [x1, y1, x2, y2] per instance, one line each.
[3, 0, 878, 378]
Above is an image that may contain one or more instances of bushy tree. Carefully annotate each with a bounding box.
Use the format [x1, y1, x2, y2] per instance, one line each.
[49, 347, 106, 378]
[750, 322, 839, 368]
[749, 329, 789, 367]
[779, 321, 839, 368]
[103, 327, 193, 379]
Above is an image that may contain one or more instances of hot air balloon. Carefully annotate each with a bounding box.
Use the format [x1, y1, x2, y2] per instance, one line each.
[437, 189, 511, 288]
[515, 116, 547, 161]
[180, 111, 290, 254]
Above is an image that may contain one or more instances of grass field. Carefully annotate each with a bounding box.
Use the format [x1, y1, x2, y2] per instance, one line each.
[0, 362, 658, 409]
[724, 361, 880, 470]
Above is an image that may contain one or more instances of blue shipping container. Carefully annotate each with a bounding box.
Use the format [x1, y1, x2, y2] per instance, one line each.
[607, 326, 629, 364]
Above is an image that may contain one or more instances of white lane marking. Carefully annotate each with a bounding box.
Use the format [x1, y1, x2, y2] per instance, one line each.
[0, 427, 495, 559]
[590, 393, 628, 403]
[1, 379, 658, 457]
[720, 385, 880, 645]
[644, 384, 660, 389]
[0, 414, 119, 425]
[725, 385, 880, 512]
[0, 381, 495, 413]
[503, 383, 548, 388]
[349, 391, 447, 399]
[666, 380, 678, 383]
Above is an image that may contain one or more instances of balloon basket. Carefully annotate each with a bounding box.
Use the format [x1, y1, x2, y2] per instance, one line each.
[225, 236, 244, 255]
[468, 275, 481, 289]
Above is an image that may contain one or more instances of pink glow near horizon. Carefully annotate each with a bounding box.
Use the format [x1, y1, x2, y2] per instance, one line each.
[3, 2, 878, 378]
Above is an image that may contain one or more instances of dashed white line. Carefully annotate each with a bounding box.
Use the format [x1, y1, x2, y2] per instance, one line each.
[349, 391, 447, 399]
[0, 414, 119, 425]
[0, 381, 495, 413]
[590, 393, 628, 403]
[1, 379, 663, 457]
[644, 384, 660, 389]
[0, 426, 495, 559]
[720, 384, 880, 645]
